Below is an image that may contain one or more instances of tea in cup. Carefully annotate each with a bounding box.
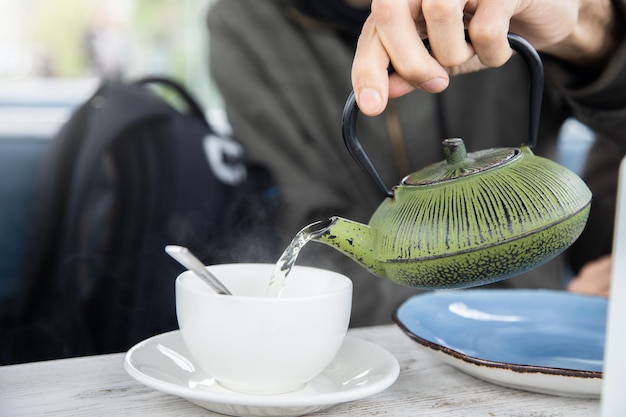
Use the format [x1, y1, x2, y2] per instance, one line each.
[175, 263, 352, 394]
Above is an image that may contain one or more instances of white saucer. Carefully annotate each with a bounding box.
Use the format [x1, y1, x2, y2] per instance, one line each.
[124, 331, 399, 417]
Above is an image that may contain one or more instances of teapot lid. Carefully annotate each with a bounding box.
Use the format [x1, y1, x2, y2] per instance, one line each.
[402, 138, 520, 186]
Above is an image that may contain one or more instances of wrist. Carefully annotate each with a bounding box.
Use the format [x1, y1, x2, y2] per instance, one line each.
[541, 0, 622, 69]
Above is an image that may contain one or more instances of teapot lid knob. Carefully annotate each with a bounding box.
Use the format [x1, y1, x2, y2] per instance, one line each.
[443, 138, 468, 165]
[402, 139, 521, 186]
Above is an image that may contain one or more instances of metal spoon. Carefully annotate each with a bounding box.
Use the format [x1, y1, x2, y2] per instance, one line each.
[165, 245, 232, 295]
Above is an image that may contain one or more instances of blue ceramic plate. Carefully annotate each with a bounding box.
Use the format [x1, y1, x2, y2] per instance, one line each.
[394, 289, 606, 398]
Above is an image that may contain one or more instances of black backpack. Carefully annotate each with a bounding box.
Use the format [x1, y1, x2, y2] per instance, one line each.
[0, 77, 280, 364]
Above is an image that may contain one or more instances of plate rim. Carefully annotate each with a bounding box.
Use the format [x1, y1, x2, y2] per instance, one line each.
[393, 289, 604, 380]
[124, 330, 400, 408]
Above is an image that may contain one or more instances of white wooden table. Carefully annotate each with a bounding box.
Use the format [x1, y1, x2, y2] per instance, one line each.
[0, 325, 599, 416]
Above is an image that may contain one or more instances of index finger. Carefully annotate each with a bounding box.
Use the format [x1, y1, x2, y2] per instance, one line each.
[352, 0, 450, 115]
[351, 26, 391, 116]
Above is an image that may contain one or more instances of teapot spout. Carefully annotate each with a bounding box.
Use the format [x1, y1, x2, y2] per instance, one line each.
[314, 216, 384, 276]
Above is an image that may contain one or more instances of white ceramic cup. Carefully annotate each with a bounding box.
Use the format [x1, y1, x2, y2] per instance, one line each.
[175, 263, 353, 395]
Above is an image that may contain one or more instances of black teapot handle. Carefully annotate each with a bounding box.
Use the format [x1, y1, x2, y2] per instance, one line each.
[342, 32, 544, 197]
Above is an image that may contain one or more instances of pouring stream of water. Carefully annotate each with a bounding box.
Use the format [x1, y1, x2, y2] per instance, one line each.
[265, 218, 336, 297]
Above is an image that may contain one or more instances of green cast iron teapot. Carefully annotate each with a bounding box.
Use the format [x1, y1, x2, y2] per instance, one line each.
[314, 34, 592, 289]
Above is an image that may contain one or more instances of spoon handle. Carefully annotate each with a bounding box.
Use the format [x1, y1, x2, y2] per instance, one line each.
[165, 245, 232, 295]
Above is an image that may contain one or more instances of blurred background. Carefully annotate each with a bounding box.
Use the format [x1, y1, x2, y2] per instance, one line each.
[0, 0, 220, 138]
[0, 0, 595, 303]
[0, 0, 220, 302]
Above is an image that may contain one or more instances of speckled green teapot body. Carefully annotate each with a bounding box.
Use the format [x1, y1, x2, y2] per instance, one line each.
[315, 34, 592, 289]
[317, 140, 591, 289]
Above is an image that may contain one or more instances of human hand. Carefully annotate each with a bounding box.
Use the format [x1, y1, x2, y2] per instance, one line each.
[567, 254, 613, 297]
[352, 0, 619, 116]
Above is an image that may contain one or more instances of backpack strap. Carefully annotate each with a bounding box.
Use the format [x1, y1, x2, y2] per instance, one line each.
[133, 77, 208, 123]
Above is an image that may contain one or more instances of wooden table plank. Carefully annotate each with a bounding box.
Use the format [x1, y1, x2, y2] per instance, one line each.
[0, 325, 600, 416]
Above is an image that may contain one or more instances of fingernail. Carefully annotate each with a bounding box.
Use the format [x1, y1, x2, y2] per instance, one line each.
[358, 88, 383, 114]
[420, 77, 448, 92]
